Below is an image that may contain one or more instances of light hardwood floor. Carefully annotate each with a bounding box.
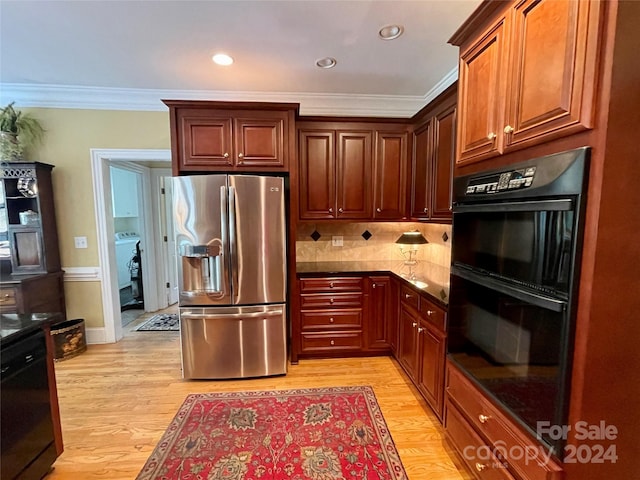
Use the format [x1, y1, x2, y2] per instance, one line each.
[47, 310, 471, 479]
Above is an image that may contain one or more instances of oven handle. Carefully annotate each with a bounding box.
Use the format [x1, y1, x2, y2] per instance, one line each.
[454, 198, 573, 213]
[452, 265, 567, 312]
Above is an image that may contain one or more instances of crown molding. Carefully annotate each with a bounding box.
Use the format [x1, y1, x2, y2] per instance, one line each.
[0, 68, 458, 118]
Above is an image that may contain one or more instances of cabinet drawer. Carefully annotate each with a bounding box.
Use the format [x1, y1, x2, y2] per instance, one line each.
[0, 287, 17, 310]
[445, 403, 515, 480]
[400, 285, 420, 310]
[420, 296, 446, 331]
[299, 277, 363, 293]
[447, 364, 563, 480]
[301, 332, 362, 352]
[300, 293, 363, 309]
[301, 310, 362, 330]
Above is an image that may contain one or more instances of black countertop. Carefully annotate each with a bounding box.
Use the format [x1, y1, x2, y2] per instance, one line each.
[296, 261, 451, 306]
[0, 312, 64, 346]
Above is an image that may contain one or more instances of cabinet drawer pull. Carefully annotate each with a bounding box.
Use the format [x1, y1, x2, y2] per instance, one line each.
[329, 298, 334, 304]
[478, 414, 490, 424]
[338, 207, 344, 213]
[417, 327, 424, 333]
[487, 132, 496, 140]
[330, 340, 335, 346]
[427, 310, 434, 316]
[223, 152, 229, 158]
[329, 282, 334, 288]
[328, 207, 333, 213]
[503, 125, 514, 134]
[238, 152, 244, 158]
[405, 293, 412, 299]
[475, 463, 487, 472]
[372, 284, 376, 289]
[412, 322, 417, 328]
[376, 207, 381, 213]
[329, 317, 334, 323]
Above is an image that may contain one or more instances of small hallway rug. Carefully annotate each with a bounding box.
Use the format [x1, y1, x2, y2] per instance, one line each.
[136, 386, 408, 479]
[136, 313, 179, 331]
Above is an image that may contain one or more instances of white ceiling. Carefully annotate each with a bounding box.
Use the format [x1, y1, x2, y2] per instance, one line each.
[0, 0, 480, 116]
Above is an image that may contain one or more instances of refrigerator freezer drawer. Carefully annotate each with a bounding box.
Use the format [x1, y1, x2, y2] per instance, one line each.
[180, 305, 287, 379]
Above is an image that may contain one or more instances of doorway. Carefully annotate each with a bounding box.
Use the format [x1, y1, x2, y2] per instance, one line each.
[90, 149, 176, 343]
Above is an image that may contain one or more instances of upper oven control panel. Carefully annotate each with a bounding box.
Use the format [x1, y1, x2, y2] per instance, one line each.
[465, 166, 537, 194]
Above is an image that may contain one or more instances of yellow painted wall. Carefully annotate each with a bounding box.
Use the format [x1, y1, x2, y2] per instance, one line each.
[24, 108, 171, 328]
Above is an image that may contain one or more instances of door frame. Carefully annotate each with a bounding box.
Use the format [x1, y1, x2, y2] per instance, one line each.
[90, 148, 171, 343]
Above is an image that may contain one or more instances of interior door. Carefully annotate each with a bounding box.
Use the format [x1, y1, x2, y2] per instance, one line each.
[161, 176, 178, 305]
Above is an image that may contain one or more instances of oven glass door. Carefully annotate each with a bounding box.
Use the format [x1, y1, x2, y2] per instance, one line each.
[448, 274, 572, 454]
[452, 199, 576, 295]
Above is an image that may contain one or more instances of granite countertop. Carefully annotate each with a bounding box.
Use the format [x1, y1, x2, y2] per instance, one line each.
[0, 312, 65, 346]
[296, 261, 451, 305]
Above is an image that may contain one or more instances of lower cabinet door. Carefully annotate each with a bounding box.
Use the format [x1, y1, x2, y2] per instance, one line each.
[398, 306, 419, 380]
[417, 321, 446, 419]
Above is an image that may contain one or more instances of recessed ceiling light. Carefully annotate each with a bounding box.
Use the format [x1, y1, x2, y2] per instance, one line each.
[378, 24, 404, 40]
[316, 57, 337, 69]
[212, 53, 234, 66]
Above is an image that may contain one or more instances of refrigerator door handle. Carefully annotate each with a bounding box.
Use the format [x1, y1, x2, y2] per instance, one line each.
[181, 310, 283, 320]
[220, 185, 230, 297]
[228, 185, 239, 302]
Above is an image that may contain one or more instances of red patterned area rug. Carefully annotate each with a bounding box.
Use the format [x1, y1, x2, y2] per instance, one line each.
[136, 386, 408, 480]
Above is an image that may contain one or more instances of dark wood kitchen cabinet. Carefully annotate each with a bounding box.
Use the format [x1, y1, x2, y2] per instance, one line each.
[298, 127, 372, 220]
[164, 100, 297, 174]
[298, 276, 365, 354]
[397, 282, 447, 419]
[373, 131, 408, 219]
[365, 275, 394, 351]
[298, 121, 410, 221]
[451, 0, 601, 165]
[410, 85, 457, 221]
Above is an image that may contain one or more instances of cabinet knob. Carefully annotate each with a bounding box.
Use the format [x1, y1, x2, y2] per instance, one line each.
[328, 207, 333, 214]
[223, 152, 229, 158]
[412, 322, 418, 328]
[405, 293, 412, 299]
[475, 463, 487, 472]
[423, 207, 428, 214]
[503, 125, 514, 134]
[330, 340, 335, 346]
[338, 207, 344, 213]
[478, 414, 490, 424]
[372, 284, 376, 289]
[329, 317, 334, 323]
[417, 327, 424, 333]
[376, 207, 381, 213]
[329, 282, 334, 288]
[487, 132, 496, 141]
[427, 310, 434, 316]
[238, 152, 244, 158]
[329, 298, 334, 304]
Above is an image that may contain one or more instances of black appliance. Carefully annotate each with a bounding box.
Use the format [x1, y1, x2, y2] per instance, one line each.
[1, 330, 57, 480]
[448, 147, 590, 455]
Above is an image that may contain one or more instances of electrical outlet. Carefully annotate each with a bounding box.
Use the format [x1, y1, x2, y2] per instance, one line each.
[74, 236, 88, 249]
[332, 236, 343, 247]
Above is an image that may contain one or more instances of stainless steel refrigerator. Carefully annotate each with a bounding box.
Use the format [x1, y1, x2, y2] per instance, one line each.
[172, 174, 287, 379]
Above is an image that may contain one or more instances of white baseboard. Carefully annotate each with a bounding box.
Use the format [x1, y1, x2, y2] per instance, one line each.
[85, 327, 108, 344]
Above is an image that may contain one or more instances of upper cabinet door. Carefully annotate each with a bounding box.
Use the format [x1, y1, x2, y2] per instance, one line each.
[410, 119, 433, 219]
[180, 114, 234, 169]
[504, 0, 599, 150]
[299, 130, 335, 220]
[234, 114, 286, 167]
[456, 18, 507, 165]
[336, 131, 372, 219]
[373, 131, 408, 219]
[430, 104, 456, 220]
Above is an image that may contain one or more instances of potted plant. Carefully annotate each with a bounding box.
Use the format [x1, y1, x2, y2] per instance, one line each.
[0, 102, 45, 161]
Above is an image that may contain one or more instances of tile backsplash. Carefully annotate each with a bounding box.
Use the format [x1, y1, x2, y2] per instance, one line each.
[296, 222, 452, 268]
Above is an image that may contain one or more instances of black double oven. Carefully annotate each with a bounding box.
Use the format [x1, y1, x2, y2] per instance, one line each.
[448, 147, 590, 455]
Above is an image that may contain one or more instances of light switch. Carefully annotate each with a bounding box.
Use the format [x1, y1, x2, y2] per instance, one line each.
[332, 236, 343, 247]
[74, 236, 88, 249]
